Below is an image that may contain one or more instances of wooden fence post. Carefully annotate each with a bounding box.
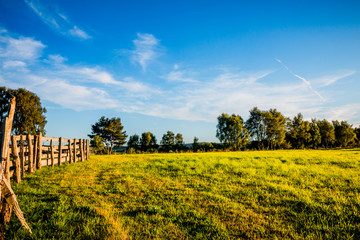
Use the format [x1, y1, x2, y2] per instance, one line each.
[73, 138, 77, 162]
[68, 139, 72, 163]
[87, 139, 90, 160]
[58, 137, 62, 166]
[33, 136, 37, 173]
[19, 136, 25, 178]
[80, 139, 84, 162]
[36, 133, 42, 170]
[27, 134, 33, 173]
[50, 140, 54, 167]
[11, 136, 21, 183]
[5, 151, 10, 183]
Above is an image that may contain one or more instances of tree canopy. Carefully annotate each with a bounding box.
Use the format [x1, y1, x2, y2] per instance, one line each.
[0, 87, 47, 135]
[88, 116, 127, 154]
[216, 113, 250, 151]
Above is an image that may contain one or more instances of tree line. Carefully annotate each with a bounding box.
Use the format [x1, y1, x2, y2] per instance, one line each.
[89, 107, 360, 154]
[1, 87, 358, 154]
[216, 107, 360, 151]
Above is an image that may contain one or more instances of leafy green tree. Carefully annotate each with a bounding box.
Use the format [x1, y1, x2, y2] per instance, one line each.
[286, 113, 311, 149]
[175, 133, 184, 151]
[245, 107, 266, 149]
[354, 127, 360, 146]
[317, 119, 335, 148]
[216, 113, 250, 151]
[90, 135, 106, 154]
[140, 132, 158, 152]
[161, 131, 175, 152]
[333, 121, 356, 147]
[263, 109, 286, 149]
[309, 119, 321, 148]
[128, 134, 140, 151]
[0, 87, 47, 135]
[88, 116, 127, 154]
[192, 137, 199, 152]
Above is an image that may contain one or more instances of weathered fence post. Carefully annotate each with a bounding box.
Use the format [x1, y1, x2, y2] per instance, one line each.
[11, 136, 21, 183]
[50, 140, 54, 167]
[58, 137, 62, 166]
[27, 134, 33, 173]
[33, 136, 37, 173]
[68, 139, 72, 163]
[5, 151, 10, 183]
[80, 139, 84, 162]
[73, 138, 77, 162]
[0, 97, 32, 233]
[36, 132, 42, 170]
[20, 135, 25, 178]
[86, 139, 90, 160]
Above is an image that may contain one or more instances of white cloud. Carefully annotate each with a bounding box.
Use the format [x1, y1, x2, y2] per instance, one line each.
[68, 26, 91, 39]
[165, 70, 198, 83]
[25, 0, 91, 40]
[312, 70, 356, 87]
[131, 33, 160, 71]
[0, 35, 45, 60]
[3, 60, 27, 69]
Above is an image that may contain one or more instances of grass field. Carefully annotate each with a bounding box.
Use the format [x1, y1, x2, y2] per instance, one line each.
[5, 149, 360, 239]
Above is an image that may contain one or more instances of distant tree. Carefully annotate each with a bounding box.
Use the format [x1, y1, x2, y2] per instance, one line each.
[128, 134, 140, 151]
[317, 119, 335, 148]
[263, 109, 286, 149]
[286, 113, 311, 149]
[88, 116, 128, 154]
[161, 131, 175, 152]
[90, 135, 106, 154]
[216, 113, 250, 151]
[333, 121, 356, 147]
[245, 107, 266, 149]
[175, 133, 184, 151]
[0, 87, 47, 135]
[309, 119, 321, 148]
[140, 132, 158, 152]
[355, 127, 360, 145]
[192, 137, 200, 152]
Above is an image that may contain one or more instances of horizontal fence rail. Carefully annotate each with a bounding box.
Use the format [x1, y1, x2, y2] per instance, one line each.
[5, 133, 90, 183]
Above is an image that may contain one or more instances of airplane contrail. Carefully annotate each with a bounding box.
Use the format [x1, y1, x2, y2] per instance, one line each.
[275, 58, 325, 102]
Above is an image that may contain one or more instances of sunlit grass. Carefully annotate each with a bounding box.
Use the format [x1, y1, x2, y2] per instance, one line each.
[6, 149, 360, 239]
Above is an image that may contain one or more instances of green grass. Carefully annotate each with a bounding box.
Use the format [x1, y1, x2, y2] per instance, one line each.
[5, 149, 360, 239]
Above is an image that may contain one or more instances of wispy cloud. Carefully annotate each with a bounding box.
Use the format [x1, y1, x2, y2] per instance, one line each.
[312, 70, 356, 87]
[275, 58, 325, 102]
[131, 33, 160, 71]
[25, 0, 91, 40]
[0, 35, 45, 60]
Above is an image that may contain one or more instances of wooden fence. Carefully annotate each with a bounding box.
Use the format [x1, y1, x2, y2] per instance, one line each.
[5, 133, 90, 183]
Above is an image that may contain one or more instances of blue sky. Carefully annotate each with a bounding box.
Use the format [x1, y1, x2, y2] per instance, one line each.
[0, 0, 359, 143]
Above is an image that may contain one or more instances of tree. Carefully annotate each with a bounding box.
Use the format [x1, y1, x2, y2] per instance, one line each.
[140, 132, 158, 152]
[175, 133, 184, 151]
[333, 121, 356, 147]
[355, 127, 360, 145]
[309, 119, 321, 148]
[216, 113, 250, 151]
[286, 113, 311, 149]
[245, 107, 266, 149]
[161, 131, 175, 152]
[263, 109, 286, 149]
[192, 137, 199, 152]
[317, 119, 335, 148]
[128, 134, 140, 151]
[88, 116, 128, 154]
[90, 135, 106, 154]
[0, 87, 47, 135]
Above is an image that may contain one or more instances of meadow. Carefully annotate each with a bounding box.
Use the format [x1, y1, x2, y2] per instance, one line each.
[5, 149, 360, 239]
